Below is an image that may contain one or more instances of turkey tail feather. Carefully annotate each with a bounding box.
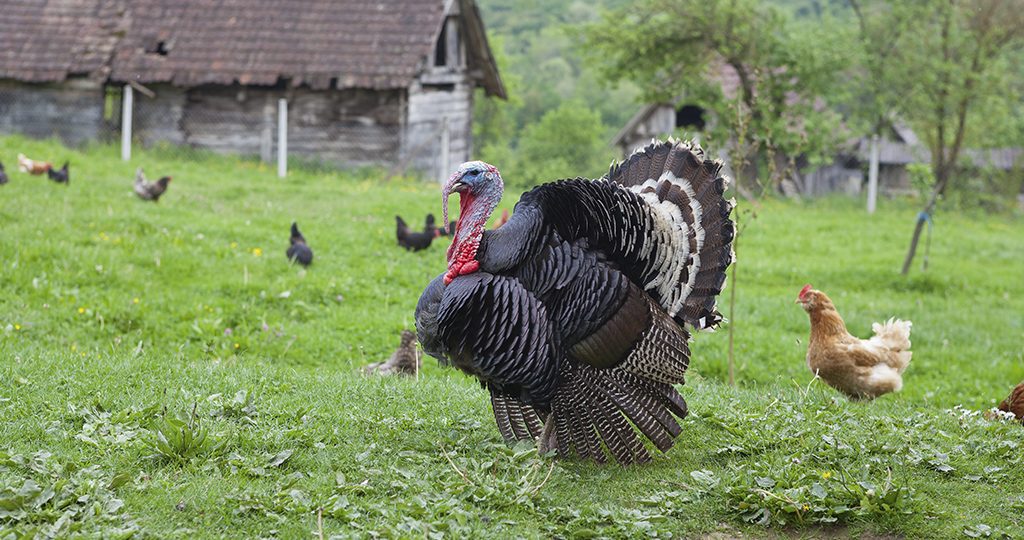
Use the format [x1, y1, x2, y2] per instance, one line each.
[549, 361, 688, 465]
[488, 391, 544, 443]
[607, 139, 735, 330]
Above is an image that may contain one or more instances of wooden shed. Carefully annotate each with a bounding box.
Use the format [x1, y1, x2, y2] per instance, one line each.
[0, 0, 505, 178]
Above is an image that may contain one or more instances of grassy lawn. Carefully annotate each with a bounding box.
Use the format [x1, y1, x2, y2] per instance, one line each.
[1, 136, 1022, 538]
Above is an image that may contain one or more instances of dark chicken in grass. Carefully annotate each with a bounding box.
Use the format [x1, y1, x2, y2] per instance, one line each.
[47, 161, 70, 184]
[134, 167, 172, 201]
[286, 222, 314, 266]
[416, 139, 735, 465]
[0, 161, 7, 185]
[363, 330, 421, 376]
[396, 214, 440, 251]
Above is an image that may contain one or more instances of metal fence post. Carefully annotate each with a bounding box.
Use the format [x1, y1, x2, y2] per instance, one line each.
[121, 85, 133, 161]
[277, 98, 287, 178]
[867, 134, 879, 214]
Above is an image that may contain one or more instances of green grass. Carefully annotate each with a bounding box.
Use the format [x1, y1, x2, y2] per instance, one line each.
[1, 135, 1022, 538]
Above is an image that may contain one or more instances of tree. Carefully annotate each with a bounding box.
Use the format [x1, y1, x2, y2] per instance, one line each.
[579, 0, 849, 193]
[847, 0, 1024, 274]
[505, 101, 609, 186]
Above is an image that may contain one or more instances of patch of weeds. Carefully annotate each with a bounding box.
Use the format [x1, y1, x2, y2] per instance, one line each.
[711, 459, 916, 527]
[224, 472, 310, 523]
[69, 402, 160, 448]
[208, 388, 258, 425]
[145, 404, 228, 465]
[962, 523, 1019, 539]
[0, 449, 138, 538]
[225, 449, 295, 477]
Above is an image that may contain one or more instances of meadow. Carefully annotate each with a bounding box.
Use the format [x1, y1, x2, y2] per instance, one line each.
[1, 135, 1022, 538]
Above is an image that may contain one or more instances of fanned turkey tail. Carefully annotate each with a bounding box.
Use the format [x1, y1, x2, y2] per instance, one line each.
[607, 139, 736, 330]
[539, 292, 691, 464]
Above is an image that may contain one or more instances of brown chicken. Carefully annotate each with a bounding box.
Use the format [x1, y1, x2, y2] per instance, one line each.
[997, 381, 1024, 422]
[797, 285, 912, 400]
[363, 330, 420, 376]
[17, 153, 51, 175]
[134, 167, 172, 201]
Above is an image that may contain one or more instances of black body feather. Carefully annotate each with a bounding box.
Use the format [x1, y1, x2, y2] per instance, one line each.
[416, 139, 735, 465]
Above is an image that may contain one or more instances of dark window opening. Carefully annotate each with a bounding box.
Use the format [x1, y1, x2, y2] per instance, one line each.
[146, 40, 170, 56]
[675, 104, 706, 130]
[424, 83, 455, 92]
[434, 24, 448, 66]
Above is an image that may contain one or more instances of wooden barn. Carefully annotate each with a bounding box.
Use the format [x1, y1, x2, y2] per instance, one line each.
[0, 0, 505, 178]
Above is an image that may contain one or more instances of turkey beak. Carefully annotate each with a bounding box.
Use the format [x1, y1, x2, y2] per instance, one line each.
[441, 173, 464, 238]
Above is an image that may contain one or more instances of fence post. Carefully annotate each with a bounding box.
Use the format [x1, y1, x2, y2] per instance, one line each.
[121, 85, 133, 161]
[439, 117, 449, 184]
[260, 98, 274, 164]
[277, 98, 287, 178]
[867, 134, 879, 214]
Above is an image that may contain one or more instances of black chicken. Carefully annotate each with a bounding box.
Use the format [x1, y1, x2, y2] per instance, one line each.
[0, 161, 8, 185]
[286, 222, 314, 266]
[47, 162, 69, 184]
[416, 139, 735, 465]
[396, 214, 439, 251]
[436, 220, 458, 237]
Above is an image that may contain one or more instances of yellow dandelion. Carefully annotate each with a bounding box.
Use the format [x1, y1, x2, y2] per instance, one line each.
[71, 344, 77, 351]
[133, 297, 140, 304]
[822, 471, 832, 479]
[234, 343, 240, 349]
[230, 242, 238, 249]
[802, 504, 810, 511]
[14, 324, 21, 331]
[78, 307, 86, 314]
[252, 247, 263, 257]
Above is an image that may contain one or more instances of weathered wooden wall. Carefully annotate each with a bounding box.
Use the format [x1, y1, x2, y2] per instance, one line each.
[0, 79, 108, 146]
[801, 164, 864, 196]
[1, 78, 477, 177]
[134, 84, 404, 167]
[406, 80, 474, 182]
[617, 105, 675, 157]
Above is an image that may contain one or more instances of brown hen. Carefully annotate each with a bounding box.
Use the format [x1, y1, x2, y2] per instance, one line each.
[798, 285, 912, 400]
[997, 381, 1024, 422]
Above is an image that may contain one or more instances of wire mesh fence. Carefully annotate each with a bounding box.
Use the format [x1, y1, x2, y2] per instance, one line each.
[0, 83, 452, 180]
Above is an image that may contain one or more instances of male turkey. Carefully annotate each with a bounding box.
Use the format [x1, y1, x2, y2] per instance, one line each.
[415, 139, 735, 465]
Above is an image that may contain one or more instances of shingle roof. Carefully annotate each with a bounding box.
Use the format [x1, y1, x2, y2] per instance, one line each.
[0, 0, 504, 96]
[111, 0, 445, 89]
[0, 0, 125, 83]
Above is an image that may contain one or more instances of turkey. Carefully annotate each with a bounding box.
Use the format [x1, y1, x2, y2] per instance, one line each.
[286, 222, 314, 266]
[415, 139, 735, 465]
